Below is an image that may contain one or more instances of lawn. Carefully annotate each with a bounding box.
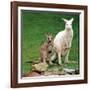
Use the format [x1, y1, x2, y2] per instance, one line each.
[21, 10, 79, 74]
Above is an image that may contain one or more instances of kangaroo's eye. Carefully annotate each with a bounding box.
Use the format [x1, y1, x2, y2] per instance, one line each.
[48, 38, 50, 40]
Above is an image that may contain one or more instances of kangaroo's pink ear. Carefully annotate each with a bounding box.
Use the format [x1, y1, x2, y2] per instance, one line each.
[62, 18, 68, 22]
[70, 18, 74, 22]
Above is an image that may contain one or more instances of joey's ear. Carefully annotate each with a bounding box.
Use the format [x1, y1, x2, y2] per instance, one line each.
[45, 33, 48, 37]
[62, 18, 68, 22]
[49, 32, 52, 36]
[70, 18, 74, 22]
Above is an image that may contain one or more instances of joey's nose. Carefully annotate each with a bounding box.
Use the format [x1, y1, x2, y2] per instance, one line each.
[49, 40, 51, 43]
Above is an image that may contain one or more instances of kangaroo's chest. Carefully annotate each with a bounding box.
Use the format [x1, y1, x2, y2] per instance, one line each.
[64, 30, 73, 45]
[61, 31, 73, 56]
[65, 30, 73, 41]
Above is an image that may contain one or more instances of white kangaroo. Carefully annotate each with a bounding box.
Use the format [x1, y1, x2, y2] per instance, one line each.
[53, 18, 74, 65]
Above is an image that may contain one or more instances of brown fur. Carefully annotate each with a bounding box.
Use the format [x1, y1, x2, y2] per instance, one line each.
[40, 34, 53, 64]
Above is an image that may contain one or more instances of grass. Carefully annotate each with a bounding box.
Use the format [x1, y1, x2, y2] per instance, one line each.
[21, 10, 79, 74]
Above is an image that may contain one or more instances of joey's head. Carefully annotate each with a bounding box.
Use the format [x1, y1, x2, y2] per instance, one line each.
[45, 33, 53, 44]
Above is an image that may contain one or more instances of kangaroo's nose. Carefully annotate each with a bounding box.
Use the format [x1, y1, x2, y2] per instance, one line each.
[49, 40, 51, 43]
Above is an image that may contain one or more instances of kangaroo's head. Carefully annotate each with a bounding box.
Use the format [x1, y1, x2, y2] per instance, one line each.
[62, 18, 74, 30]
[45, 33, 53, 44]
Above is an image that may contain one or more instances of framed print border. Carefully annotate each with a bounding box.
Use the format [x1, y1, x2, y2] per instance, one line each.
[11, 1, 88, 88]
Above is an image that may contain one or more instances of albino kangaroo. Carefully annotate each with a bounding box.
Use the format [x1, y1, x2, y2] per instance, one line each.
[40, 33, 53, 64]
[54, 18, 74, 65]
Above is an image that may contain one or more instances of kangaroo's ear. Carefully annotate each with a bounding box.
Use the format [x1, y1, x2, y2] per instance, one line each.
[70, 18, 74, 22]
[49, 32, 52, 36]
[62, 18, 68, 22]
[45, 33, 48, 37]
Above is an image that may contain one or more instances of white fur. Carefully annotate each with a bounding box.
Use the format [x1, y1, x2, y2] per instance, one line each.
[53, 18, 74, 64]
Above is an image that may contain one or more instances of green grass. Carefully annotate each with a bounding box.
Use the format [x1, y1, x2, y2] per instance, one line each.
[21, 10, 79, 74]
